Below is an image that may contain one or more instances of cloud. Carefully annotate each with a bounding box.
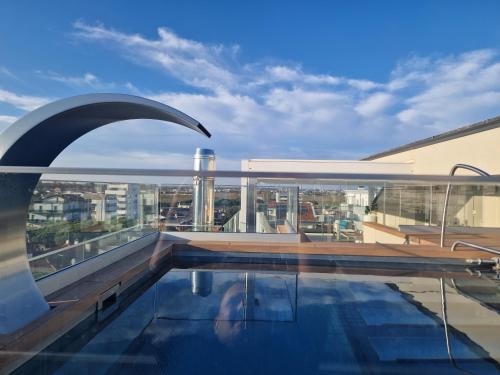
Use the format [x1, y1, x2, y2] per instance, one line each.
[0, 66, 17, 80]
[37, 71, 140, 93]
[3, 22, 500, 169]
[0, 115, 17, 124]
[347, 79, 382, 91]
[68, 23, 500, 164]
[41, 71, 100, 87]
[73, 21, 239, 91]
[260, 65, 342, 86]
[0, 114, 17, 133]
[356, 92, 394, 117]
[393, 49, 500, 130]
[0, 88, 51, 111]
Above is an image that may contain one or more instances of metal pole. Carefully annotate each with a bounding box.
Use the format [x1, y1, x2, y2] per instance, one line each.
[451, 240, 500, 255]
[440, 278, 454, 364]
[440, 164, 489, 247]
[429, 184, 433, 226]
[192, 148, 216, 231]
[383, 183, 386, 226]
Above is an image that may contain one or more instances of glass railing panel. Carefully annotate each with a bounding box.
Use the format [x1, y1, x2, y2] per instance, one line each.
[253, 180, 386, 242]
[27, 178, 158, 279]
[373, 183, 500, 229]
[254, 185, 298, 233]
[293, 181, 384, 242]
[366, 182, 500, 246]
[250, 179, 500, 244]
[372, 183, 433, 228]
[2, 167, 500, 283]
[159, 182, 242, 233]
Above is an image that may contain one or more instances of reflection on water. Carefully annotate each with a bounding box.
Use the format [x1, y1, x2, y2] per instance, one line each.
[16, 269, 500, 375]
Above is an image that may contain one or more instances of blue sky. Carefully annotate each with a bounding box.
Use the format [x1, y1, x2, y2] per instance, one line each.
[1, 0, 500, 169]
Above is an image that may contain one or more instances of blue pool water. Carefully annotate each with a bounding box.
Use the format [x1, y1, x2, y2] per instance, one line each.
[16, 266, 500, 375]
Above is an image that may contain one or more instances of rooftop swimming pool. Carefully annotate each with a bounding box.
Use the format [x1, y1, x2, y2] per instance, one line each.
[14, 260, 500, 375]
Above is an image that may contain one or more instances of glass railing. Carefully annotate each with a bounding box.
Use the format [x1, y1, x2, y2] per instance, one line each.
[372, 183, 500, 241]
[1, 166, 499, 280]
[26, 179, 158, 279]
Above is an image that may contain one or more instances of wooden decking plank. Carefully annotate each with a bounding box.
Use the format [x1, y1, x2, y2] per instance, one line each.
[177, 240, 495, 260]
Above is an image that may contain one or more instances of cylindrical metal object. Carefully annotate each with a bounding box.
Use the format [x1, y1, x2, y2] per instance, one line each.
[191, 271, 213, 297]
[192, 148, 216, 231]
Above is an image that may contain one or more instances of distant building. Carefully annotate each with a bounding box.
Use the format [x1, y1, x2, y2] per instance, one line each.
[344, 187, 374, 207]
[139, 190, 158, 225]
[83, 193, 118, 222]
[29, 194, 91, 223]
[105, 184, 140, 220]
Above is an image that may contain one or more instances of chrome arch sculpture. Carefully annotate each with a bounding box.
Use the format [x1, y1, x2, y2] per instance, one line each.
[0, 94, 210, 334]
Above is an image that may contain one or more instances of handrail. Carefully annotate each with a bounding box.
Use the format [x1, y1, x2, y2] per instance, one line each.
[451, 240, 500, 256]
[1, 165, 499, 184]
[440, 164, 490, 247]
[440, 278, 454, 365]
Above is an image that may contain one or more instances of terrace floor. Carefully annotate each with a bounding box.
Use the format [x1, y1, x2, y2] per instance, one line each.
[176, 239, 497, 260]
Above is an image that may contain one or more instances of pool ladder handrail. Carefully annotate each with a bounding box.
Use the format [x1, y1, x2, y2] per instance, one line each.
[440, 164, 490, 247]
[451, 240, 500, 256]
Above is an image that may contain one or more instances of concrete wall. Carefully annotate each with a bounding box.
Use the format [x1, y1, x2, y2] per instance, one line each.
[362, 224, 406, 244]
[375, 212, 421, 228]
[453, 195, 500, 227]
[242, 159, 413, 173]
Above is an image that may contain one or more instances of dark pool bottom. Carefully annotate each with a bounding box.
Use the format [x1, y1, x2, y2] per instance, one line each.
[14, 262, 500, 375]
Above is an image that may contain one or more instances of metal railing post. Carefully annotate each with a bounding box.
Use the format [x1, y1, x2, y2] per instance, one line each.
[440, 164, 489, 247]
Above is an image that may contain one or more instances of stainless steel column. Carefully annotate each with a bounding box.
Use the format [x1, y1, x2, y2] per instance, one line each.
[191, 271, 213, 297]
[245, 178, 257, 233]
[192, 148, 216, 231]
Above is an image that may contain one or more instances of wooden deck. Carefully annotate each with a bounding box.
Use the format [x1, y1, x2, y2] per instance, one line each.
[175, 240, 497, 260]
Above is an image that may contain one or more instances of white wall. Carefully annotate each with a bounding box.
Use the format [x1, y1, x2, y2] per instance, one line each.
[369, 126, 500, 175]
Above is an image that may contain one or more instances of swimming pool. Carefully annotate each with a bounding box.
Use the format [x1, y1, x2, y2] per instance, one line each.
[14, 261, 500, 375]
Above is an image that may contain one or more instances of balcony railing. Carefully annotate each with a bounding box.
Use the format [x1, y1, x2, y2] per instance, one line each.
[1, 165, 499, 280]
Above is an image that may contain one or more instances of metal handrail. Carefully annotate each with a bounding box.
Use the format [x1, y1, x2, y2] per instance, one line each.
[0, 165, 499, 184]
[451, 240, 500, 256]
[440, 164, 490, 247]
[440, 278, 454, 364]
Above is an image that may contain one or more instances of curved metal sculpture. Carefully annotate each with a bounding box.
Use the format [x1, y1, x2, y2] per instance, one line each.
[0, 94, 210, 334]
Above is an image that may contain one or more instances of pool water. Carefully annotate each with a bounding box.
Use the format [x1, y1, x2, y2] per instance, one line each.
[16, 266, 500, 375]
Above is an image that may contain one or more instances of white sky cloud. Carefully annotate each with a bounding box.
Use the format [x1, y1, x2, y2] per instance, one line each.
[41, 71, 100, 87]
[1, 22, 500, 169]
[0, 114, 17, 124]
[0, 66, 17, 79]
[73, 21, 240, 91]
[38, 70, 137, 91]
[0, 88, 50, 111]
[355, 92, 394, 117]
[0, 115, 17, 133]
